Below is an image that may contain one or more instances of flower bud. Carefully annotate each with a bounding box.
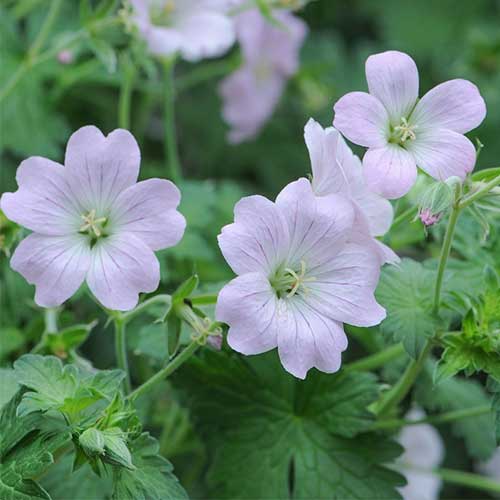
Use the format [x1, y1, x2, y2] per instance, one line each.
[79, 427, 105, 457]
[57, 50, 74, 65]
[207, 334, 223, 351]
[417, 180, 454, 227]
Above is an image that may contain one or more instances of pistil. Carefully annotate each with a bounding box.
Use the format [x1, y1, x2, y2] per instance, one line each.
[80, 209, 107, 238]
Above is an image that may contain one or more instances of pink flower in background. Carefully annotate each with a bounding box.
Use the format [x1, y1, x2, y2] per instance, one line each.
[333, 50, 487, 199]
[57, 50, 74, 65]
[397, 407, 444, 500]
[1, 126, 186, 311]
[219, 9, 307, 143]
[130, 0, 236, 62]
[305, 118, 398, 264]
[216, 178, 385, 379]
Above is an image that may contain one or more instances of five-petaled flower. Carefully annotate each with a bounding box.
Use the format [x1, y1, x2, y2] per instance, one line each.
[219, 8, 307, 143]
[130, 0, 236, 62]
[305, 118, 398, 265]
[333, 50, 487, 199]
[216, 178, 386, 379]
[0, 126, 186, 311]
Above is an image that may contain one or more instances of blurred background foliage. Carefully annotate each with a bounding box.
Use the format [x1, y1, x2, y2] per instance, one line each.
[1, 0, 500, 497]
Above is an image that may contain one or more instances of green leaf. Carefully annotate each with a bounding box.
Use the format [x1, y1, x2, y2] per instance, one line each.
[88, 37, 117, 73]
[111, 433, 188, 500]
[0, 327, 24, 360]
[487, 377, 500, 445]
[0, 368, 19, 409]
[376, 259, 441, 358]
[416, 361, 496, 459]
[132, 324, 169, 361]
[172, 274, 199, 304]
[45, 321, 96, 357]
[176, 350, 404, 499]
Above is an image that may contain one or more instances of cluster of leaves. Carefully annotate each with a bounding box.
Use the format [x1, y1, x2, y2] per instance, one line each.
[0, 355, 186, 500]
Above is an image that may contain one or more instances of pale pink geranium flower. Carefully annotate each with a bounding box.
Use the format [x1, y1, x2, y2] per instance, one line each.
[305, 118, 398, 264]
[397, 408, 444, 500]
[130, 0, 236, 62]
[0, 126, 185, 311]
[219, 8, 307, 143]
[333, 50, 487, 199]
[216, 178, 385, 379]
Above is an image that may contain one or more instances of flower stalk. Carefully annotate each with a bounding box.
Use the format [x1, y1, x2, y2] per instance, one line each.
[114, 316, 132, 394]
[459, 173, 500, 209]
[344, 343, 405, 373]
[118, 59, 136, 130]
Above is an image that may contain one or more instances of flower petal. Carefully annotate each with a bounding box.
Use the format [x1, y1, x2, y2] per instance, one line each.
[144, 27, 182, 57]
[305, 119, 349, 197]
[352, 185, 394, 237]
[218, 195, 289, 275]
[11, 233, 90, 307]
[110, 179, 186, 251]
[86, 233, 160, 311]
[216, 272, 279, 355]
[1, 157, 80, 235]
[363, 144, 418, 199]
[277, 300, 346, 379]
[366, 50, 419, 123]
[306, 242, 386, 327]
[64, 126, 140, 213]
[405, 128, 476, 181]
[333, 92, 389, 148]
[275, 178, 355, 267]
[411, 79, 486, 134]
[177, 11, 235, 62]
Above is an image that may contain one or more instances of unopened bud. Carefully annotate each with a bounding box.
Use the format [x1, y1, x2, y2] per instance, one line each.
[207, 334, 223, 350]
[417, 181, 454, 227]
[79, 427, 105, 456]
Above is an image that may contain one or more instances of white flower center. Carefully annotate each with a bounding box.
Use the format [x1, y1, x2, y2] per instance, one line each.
[150, 0, 176, 26]
[271, 260, 316, 299]
[392, 117, 418, 143]
[79, 209, 107, 239]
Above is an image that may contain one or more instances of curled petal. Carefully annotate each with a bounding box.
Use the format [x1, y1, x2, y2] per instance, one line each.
[87, 233, 160, 311]
[406, 128, 476, 181]
[333, 92, 389, 148]
[411, 79, 487, 134]
[216, 272, 279, 355]
[110, 179, 186, 251]
[366, 50, 419, 123]
[363, 144, 418, 199]
[11, 234, 90, 307]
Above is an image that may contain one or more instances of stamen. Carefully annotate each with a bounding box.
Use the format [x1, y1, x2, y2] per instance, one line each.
[280, 260, 316, 298]
[80, 209, 107, 238]
[394, 117, 418, 142]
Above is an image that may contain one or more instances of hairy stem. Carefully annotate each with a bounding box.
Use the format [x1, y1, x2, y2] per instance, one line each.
[163, 58, 182, 183]
[114, 317, 131, 394]
[370, 405, 491, 431]
[121, 294, 171, 324]
[344, 343, 405, 373]
[128, 341, 199, 402]
[459, 173, 500, 209]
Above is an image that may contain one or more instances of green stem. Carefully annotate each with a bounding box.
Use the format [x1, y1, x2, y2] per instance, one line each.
[163, 58, 181, 183]
[390, 206, 417, 230]
[374, 191, 462, 417]
[344, 343, 405, 373]
[370, 405, 491, 431]
[114, 317, 131, 394]
[44, 308, 59, 334]
[118, 63, 136, 130]
[121, 294, 171, 324]
[459, 173, 500, 209]
[0, 0, 62, 104]
[411, 467, 500, 494]
[128, 341, 199, 402]
[190, 293, 219, 306]
[0, 16, 119, 104]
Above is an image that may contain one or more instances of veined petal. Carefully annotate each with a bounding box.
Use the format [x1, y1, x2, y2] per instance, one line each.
[1, 157, 80, 235]
[11, 233, 90, 307]
[305, 119, 349, 197]
[306, 242, 386, 327]
[411, 79, 486, 134]
[405, 128, 476, 181]
[275, 178, 355, 268]
[363, 144, 417, 199]
[110, 179, 186, 251]
[218, 195, 289, 276]
[87, 233, 160, 311]
[366, 50, 419, 123]
[352, 186, 394, 237]
[216, 272, 279, 355]
[277, 299, 346, 379]
[177, 11, 235, 62]
[65, 126, 140, 213]
[333, 92, 389, 148]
